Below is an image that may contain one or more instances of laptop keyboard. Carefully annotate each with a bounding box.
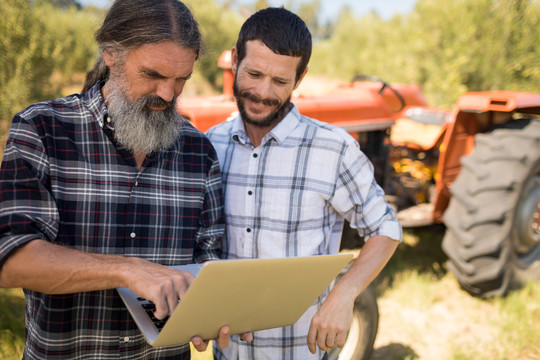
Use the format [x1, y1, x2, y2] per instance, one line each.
[136, 297, 170, 331]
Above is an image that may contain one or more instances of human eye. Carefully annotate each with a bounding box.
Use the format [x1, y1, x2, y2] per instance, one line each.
[274, 78, 289, 86]
[247, 71, 262, 79]
[141, 70, 162, 80]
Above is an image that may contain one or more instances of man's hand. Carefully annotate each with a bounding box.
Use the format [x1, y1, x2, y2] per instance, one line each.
[307, 236, 399, 353]
[0, 239, 199, 320]
[191, 326, 254, 352]
[123, 258, 196, 320]
[307, 289, 354, 354]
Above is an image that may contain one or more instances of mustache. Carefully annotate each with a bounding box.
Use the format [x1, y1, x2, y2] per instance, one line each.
[142, 95, 175, 110]
[239, 90, 280, 107]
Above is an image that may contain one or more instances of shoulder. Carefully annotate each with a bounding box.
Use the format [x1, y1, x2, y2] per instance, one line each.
[10, 94, 86, 140]
[205, 117, 236, 151]
[205, 117, 235, 139]
[298, 115, 359, 148]
[16, 93, 84, 122]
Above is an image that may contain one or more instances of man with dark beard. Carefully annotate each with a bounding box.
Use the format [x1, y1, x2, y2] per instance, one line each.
[0, 0, 250, 359]
[206, 7, 401, 360]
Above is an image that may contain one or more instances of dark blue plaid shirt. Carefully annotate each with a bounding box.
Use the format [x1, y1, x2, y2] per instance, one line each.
[0, 82, 224, 359]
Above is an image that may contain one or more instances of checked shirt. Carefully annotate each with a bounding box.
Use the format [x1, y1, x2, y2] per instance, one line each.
[206, 105, 402, 360]
[0, 82, 224, 359]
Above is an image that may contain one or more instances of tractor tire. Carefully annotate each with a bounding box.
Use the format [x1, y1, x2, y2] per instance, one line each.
[327, 283, 379, 360]
[442, 119, 540, 297]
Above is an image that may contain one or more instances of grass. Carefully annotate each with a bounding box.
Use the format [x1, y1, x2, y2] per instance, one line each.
[0, 288, 25, 359]
[371, 225, 540, 360]
[1, 225, 539, 359]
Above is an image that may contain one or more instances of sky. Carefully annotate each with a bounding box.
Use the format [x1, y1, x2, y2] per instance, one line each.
[78, 0, 418, 21]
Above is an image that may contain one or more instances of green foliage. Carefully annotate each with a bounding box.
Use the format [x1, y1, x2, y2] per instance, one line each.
[0, 0, 101, 122]
[310, 0, 540, 108]
[2, 0, 540, 138]
[0, 289, 25, 359]
[185, 0, 244, 89]
[36, 1, 101, 80]
[1, 0, 53, 121]
[0, 0, 102, 159]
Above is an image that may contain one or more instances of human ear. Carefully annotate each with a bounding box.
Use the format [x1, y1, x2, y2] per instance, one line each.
[231, 46, 238, 74]
[103, 48, 118, 68]
[294, 66, 309, 90]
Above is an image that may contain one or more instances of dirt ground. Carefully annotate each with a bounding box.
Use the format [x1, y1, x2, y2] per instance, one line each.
[371, 276, 493, 360]
[366, 226, 540, 360]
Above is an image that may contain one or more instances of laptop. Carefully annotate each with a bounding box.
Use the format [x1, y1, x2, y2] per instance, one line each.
[117, 253, 353, 347]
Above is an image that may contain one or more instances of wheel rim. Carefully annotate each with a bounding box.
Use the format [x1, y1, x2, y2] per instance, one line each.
[515, 174, 540, 264]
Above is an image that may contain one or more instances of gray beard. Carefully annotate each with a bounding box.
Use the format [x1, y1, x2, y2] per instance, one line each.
[105, 78, 183, 155]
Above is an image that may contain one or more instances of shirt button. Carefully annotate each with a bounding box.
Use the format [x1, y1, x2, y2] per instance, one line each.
[252, 153, 258, 158]
[248, 190, 253, 195]
[130, 232, 136, 238]
[134, 181, 138, 186]
[246, 228, 251, 233]
[123, 336, 130, 342]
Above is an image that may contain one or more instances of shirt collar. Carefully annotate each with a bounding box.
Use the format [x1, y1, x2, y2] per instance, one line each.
[230, 104, 301, 147]
[82, 81, 109, 128]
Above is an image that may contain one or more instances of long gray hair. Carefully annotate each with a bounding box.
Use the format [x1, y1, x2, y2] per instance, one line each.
[82, 0, 201, 93]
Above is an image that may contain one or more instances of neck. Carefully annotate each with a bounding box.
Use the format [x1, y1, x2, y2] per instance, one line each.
[244, 103, 293, 147]
[134, 152, 146, 169]
[244, 123, 274, 148]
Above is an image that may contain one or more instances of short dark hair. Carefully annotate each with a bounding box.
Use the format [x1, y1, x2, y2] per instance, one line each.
[82, 0, 201, 92]
[236, 7, 312, 82]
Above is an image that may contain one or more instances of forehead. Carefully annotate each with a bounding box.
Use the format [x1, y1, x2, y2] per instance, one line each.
[125, 41, 197, 76]
[240, 40, 301, 78]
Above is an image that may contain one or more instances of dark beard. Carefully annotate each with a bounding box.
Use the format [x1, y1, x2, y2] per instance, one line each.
[233, 79, 292, 129]
[105, 76, 183, 155]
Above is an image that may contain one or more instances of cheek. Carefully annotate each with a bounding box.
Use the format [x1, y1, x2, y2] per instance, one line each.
[174, 81, 186, 97]
[124, 73, 156, 98]
[276, 87, 293, 102]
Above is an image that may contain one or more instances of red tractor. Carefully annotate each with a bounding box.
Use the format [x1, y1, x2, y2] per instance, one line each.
[178, 51, 540, 359]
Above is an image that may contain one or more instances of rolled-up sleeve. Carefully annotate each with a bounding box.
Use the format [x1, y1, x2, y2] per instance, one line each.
[331, 140, 402, 242]
[0, 115, 60, 265]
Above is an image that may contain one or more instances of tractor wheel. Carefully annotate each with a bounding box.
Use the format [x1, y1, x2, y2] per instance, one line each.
[327, 283, 379, 360]
[442, 119, 540, 297]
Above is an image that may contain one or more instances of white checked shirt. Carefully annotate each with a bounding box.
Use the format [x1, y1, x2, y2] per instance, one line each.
[206, 105, 402, 360]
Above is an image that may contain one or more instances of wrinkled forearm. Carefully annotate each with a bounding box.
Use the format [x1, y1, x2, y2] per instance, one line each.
[0, 239, 132, 294]
[332, 235, 399, 301]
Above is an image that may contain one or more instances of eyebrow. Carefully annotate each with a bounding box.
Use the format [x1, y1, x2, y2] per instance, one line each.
[143, 67, 192, 81]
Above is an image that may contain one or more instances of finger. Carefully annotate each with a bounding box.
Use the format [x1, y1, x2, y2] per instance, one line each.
[336, 330, 348, 348]
[240, 332, 253, 342]
[191, 336, 208, 352]
[326, 333, 336, 349]
[317, 331, 328, 351]
[152, 297, 169, 320]
[176, 271, 195, 298]
[215, 325, 231, 349]
[153, 271, 191, 319]
[156, 284, 179, 319]
[307, 323, 318, 354]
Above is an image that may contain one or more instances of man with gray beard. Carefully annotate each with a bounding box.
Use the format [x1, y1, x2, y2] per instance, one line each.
[0, 0, 250, 359]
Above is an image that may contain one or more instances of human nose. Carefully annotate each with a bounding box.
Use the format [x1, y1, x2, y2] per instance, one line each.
[155, 79, 176, 103]
[254, 77, 273, 99]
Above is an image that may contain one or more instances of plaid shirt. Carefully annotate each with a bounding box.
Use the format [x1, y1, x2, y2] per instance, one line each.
[0, 83, 224, 359]
[206, 105, 402, 360]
